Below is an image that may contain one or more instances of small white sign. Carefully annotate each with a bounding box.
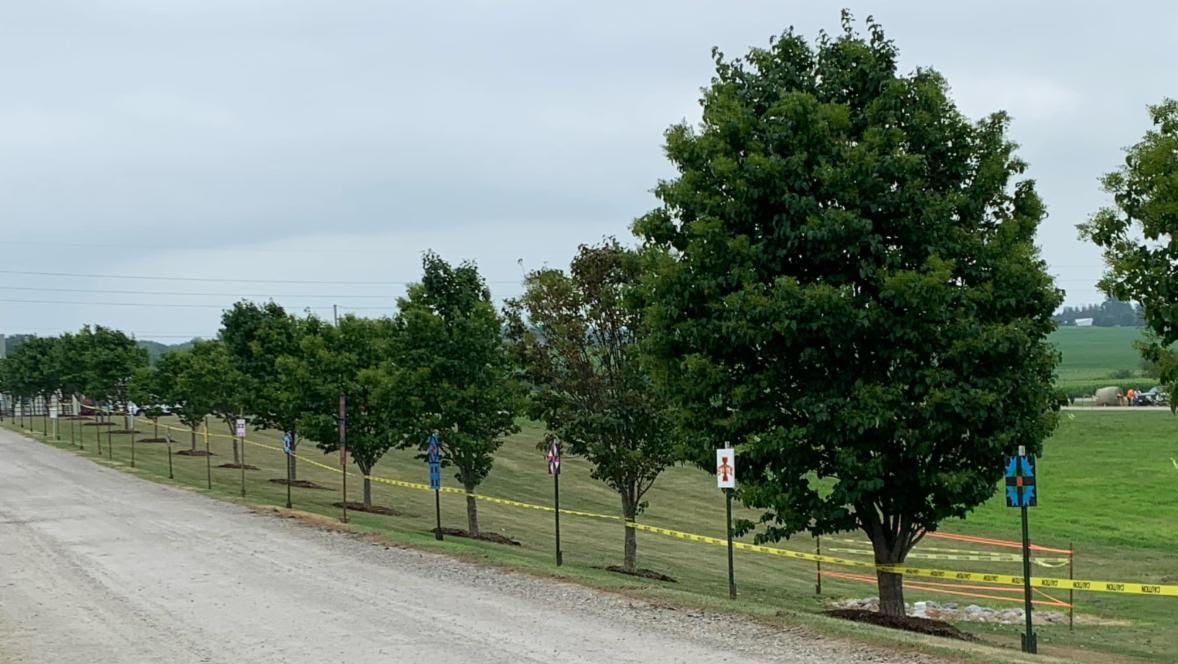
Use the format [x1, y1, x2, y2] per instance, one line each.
[235, 418, 247, 438]
[716, 448, 736, 489]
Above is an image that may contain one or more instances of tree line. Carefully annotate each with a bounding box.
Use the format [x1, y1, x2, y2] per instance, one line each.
[4, 13, 1176, 618]
[1053, 298, 1144, 327]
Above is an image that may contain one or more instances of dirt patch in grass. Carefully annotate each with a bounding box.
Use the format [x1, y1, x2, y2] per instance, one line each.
[176, 449, 215, 457]
[332, 501, 404, 516]
[604, 565, 678, 583]
[433, 527, 521, 546]
[268, 478, 330, 490]
[218, 463, 259, 470]
[825, 609, 977, 641]
[83, 422, 115, 427]
[110, 430, 140, 435]
[136, 437, 170, 443]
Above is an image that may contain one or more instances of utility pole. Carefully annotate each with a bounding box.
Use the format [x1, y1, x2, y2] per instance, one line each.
[336, 304, 348, 524]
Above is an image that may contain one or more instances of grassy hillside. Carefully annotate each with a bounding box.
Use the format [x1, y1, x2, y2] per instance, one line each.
[9, 410, 1177, 662]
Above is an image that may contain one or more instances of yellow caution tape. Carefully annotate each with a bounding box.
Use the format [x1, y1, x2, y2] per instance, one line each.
[625, 522, 1178, 597]
[142, 422, 1174, 597]
[876, 564, 1178, 597]
[824, 546, 1070, 568]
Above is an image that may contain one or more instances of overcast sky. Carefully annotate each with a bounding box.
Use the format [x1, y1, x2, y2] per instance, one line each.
[2, 1, 1174, 342]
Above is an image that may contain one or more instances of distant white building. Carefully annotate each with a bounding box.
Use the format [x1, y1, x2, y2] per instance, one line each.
[1075, 317, 1094, 327]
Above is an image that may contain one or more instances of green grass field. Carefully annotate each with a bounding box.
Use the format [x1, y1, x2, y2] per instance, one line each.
[1049, 327, 1159, 397]
[6, 408, 1176, 663]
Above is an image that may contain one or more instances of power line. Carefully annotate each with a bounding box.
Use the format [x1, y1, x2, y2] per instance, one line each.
[3, 286, 396, 299]
[2, 329, 206, 339]
[0, 269, 520, 285]
[0, 298, 394, 311]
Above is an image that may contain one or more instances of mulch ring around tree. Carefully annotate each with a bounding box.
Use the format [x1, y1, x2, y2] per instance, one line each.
[331, 501, 404, 517]
[109, 430, 140, 435]
[268, 478, 330, 490]
[176, 449, 215, 457]
[824, 609, 978, 641]
[83, 421, 116, 427]
[605, 565, 678, 583]
[136, 437, 170, 443]
[217, 463, 260, 470]
[432, 527, 521, 546]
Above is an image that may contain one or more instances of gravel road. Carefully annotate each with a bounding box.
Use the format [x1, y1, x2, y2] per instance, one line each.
[0, 427, 942, 664]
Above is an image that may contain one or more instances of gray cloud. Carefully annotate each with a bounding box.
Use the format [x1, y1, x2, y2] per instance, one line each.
[3, 0, 1175, 339]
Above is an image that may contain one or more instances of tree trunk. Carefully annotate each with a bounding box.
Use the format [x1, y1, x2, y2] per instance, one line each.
[153, 421, 159, 439]
[865, 522, 913, 618]
[289, 432, 298, 481]
[876, 569, 905, 617]
[232, 439, 240, 465]
[190, 427, 197, 452]
[621, 494, 638, 574]
[363, 477, 373, 510]
[465, 490, 479, 537]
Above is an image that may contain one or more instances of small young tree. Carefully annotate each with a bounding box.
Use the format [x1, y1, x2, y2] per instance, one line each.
[2, 341, 39, 426]
[219, 302, 310, 480]
[287, 315, 401, 510]
[505, 241, 676, 573]
[73, 325, 148, 428]
[129, 366, 168, 439]
[634, 14, 1062, 616]
[184, 340, 250, 465]
[12, 336, 60, 432]
[1081, 100, 1178, 388]
[154, 351, 211, 450]
[375, 252, 523, 536]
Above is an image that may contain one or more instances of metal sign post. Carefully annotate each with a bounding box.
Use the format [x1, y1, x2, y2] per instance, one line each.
[547, 437, 563, 566]
[203, 418, 211, 490]
[1006, 445, 1039, 654]
[283, 431, 294, 509]
[237, 418, 247, 498]
[428, 434, 443, 541]
[717, 447, 737, 600]
[339, 395, 347, 523]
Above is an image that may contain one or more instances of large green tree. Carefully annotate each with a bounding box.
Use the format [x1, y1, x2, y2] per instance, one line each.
[634, 14, 1062, 615]
[1081, 100, 1178, 386]
[219, 302, 309, 480]
[505, 241, 676, 573]
[287, 314, 401, 510]
[374, 253, 523, 537]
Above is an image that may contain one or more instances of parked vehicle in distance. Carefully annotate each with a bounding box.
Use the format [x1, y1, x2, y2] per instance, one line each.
[1132, 387, 1170, 407]
[131, 402, 176, 417]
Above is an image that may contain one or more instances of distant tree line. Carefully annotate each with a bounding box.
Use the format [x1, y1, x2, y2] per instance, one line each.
[1, 333, 198, 364]
[1052, 298, 1144, 327]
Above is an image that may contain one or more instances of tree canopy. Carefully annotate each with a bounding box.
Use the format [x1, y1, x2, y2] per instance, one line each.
[505, 240, 676, 573]
[219, 301, 312, 479]
[286, 314, 402, 510]
[372, 252, 523, 536]
[1081, 99, 1178, 388]
[634, 13, 1062, 615]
